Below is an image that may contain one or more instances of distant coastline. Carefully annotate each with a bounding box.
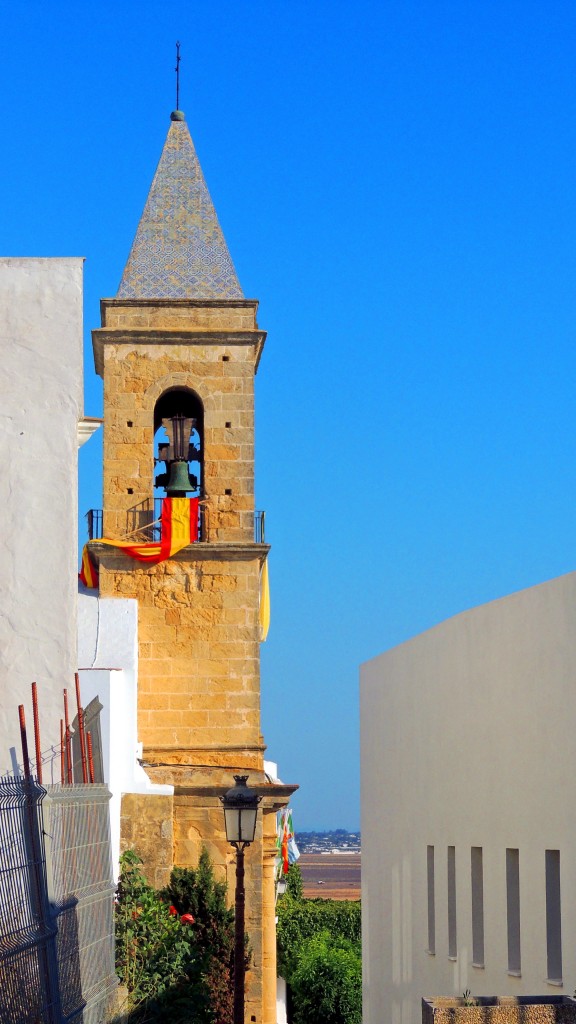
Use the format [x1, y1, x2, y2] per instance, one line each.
[296, 829, 361, 854]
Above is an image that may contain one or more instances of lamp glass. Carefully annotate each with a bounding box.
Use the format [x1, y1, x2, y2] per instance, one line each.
[224, 805, 258, 844]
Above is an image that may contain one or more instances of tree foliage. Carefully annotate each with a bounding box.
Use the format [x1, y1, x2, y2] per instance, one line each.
[114, 847, 235, 1024]
[276, 892, 361, 978]
[114, 849, 200, 1022]
[285, 862, 304, 899]
[163, 848, 236, 1024]
[289, 930, 362, 1024]
[276, 874, 362, 1024]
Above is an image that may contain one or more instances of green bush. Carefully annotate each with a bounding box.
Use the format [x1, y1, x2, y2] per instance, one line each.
[285, 862, 304, 899]
[115, 847, 236, 1024]
[276, 872, 362, 1024]
[163, 848, 237, 1024]
[114, 849, 199, 1021]
[276, 892, 361, 977]
[289, 930, 362, 1024]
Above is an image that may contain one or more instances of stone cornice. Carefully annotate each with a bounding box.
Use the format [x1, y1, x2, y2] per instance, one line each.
[92, 328, 266, 377]
[91, 541, 270, 566]
[100, 297, 260, 312]
[172, 783, 299, 808]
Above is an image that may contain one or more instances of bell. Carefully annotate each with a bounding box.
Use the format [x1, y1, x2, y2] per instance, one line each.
[165, 460, 197, 496]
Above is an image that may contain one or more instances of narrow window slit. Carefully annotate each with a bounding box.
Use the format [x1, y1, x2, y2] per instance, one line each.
[427, 846, 435, 954]
[506, 849, 521, 975]
[471, 847, 484, 967]
[546, 850, 562, 983]
[448, 846, 457, 959]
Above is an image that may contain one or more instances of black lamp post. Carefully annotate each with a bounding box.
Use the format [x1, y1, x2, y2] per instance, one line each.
[221, 775, 261, 1024]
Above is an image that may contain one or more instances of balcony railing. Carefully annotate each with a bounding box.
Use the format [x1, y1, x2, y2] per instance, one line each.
[254, 510, 265, 543]
[85, 503, 266, 544]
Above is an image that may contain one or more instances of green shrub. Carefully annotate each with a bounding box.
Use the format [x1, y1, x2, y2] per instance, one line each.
[276, 881, 362, 1024]
[163, 848, 237, 1024]
[276, 892, 361, 977]
[114, 849, 198, 1021]
[285, 862, 304, 899]
[289, 930, 362, 1024]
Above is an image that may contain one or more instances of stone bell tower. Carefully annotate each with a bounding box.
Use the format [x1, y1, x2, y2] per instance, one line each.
[91, 110, 295, 1024]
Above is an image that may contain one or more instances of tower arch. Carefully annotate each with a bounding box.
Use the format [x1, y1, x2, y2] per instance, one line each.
[153, 386, 204, 497]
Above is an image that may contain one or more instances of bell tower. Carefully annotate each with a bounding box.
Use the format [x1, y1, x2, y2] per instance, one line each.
[91, 110, 294, 1024]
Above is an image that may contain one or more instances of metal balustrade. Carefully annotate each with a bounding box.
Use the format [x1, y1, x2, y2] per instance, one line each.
[86, 503, 266, 544]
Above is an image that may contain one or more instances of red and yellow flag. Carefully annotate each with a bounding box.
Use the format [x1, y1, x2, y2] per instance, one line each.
[79, 546, 99, 588]
[79, 498, 198, 589]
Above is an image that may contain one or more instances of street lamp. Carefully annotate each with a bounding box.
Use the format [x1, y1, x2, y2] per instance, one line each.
[221, 775, 261, 1024]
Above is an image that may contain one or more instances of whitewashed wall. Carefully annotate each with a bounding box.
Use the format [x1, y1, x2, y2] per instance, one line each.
[78, 591, 172, 875]
[361, 571, 576, 1024]
[0, 258, 84, 776]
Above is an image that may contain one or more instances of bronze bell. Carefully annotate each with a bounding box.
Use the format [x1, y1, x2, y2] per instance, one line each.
[165, 460, 197, 496]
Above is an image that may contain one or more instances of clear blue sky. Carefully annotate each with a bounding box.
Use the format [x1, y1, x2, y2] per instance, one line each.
[4, 1, 576, 829]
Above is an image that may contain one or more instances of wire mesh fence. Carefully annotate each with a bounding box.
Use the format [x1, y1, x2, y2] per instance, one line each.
[45, 784, 117, 1024]
[0, 777, 116, 1024]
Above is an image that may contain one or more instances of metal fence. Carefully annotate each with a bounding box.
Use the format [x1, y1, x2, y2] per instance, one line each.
[0, 778, 116, 1024]
[0, 777, 60, 1024]
[86, 502, 266, 544]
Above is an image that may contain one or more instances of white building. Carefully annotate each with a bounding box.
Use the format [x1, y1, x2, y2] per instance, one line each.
[0, 255, 170, 869]
[77, 590, 173, 874]
[361, 571, 576, 1024]
[0, 257, 99, 776]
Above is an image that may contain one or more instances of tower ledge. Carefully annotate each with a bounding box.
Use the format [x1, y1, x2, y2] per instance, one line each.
[93, 297, 265, 376]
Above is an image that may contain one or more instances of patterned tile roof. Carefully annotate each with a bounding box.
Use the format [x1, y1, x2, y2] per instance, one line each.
[117, 113, 243, 299]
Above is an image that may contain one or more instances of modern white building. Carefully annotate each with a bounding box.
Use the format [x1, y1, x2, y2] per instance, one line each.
[361, 571, 576, 1024]
[0, 257, 100, 777]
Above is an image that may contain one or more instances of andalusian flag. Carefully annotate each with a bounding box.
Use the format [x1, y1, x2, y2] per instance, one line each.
[79, 498, 198, 589]
[277, 807, 300, 877]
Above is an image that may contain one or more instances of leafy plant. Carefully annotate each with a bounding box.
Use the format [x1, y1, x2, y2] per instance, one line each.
[276, 892, 361, 978]
[114, 849, 197, 1020]
[462, 990, 478, 1006]
[289, 930, 362, 1024]
[163, 848, 237, 1024]
[284, 862, 304, 900]
[276, 888, 362, 1024]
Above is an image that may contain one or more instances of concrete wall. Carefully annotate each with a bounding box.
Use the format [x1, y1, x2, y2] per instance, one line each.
[0, 258, 84, 776]
[360, 571, 576, 1024]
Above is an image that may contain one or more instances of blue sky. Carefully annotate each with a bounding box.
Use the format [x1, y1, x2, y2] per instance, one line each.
[3, 1, 576, 829]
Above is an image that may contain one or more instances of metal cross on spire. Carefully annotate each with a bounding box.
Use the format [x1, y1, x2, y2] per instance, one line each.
[175, 41, 181, 110]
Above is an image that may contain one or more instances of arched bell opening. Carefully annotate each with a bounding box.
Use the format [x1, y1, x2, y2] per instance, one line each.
[153, 387, 204, 498]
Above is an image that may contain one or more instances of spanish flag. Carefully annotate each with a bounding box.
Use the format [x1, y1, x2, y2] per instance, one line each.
[79, 498, 198, 589]
[79, 546, 99, 588]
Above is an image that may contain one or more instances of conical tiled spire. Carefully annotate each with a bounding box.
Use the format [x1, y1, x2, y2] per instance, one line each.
[117, 112, 243, 299]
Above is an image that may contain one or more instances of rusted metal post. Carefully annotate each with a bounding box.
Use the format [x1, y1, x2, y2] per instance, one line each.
[31, 682, 42, 783]
[86, 731, 95, 784]
[60, 719, 65, 784]
[63, 689, 73, 784]
[74, 673, 88, 783]
[18, 705, 31, 780]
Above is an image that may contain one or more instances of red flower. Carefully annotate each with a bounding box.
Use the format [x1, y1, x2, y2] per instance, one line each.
[169, 905, 178, 916]
[181, 913, 195, 924]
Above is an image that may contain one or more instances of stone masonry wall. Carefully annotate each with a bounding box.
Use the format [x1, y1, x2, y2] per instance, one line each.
[100, 342, 256, 543]
[99, 549, 263, 759]
[96, 299, 272, 1023]
[94, 299, 261, 544]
